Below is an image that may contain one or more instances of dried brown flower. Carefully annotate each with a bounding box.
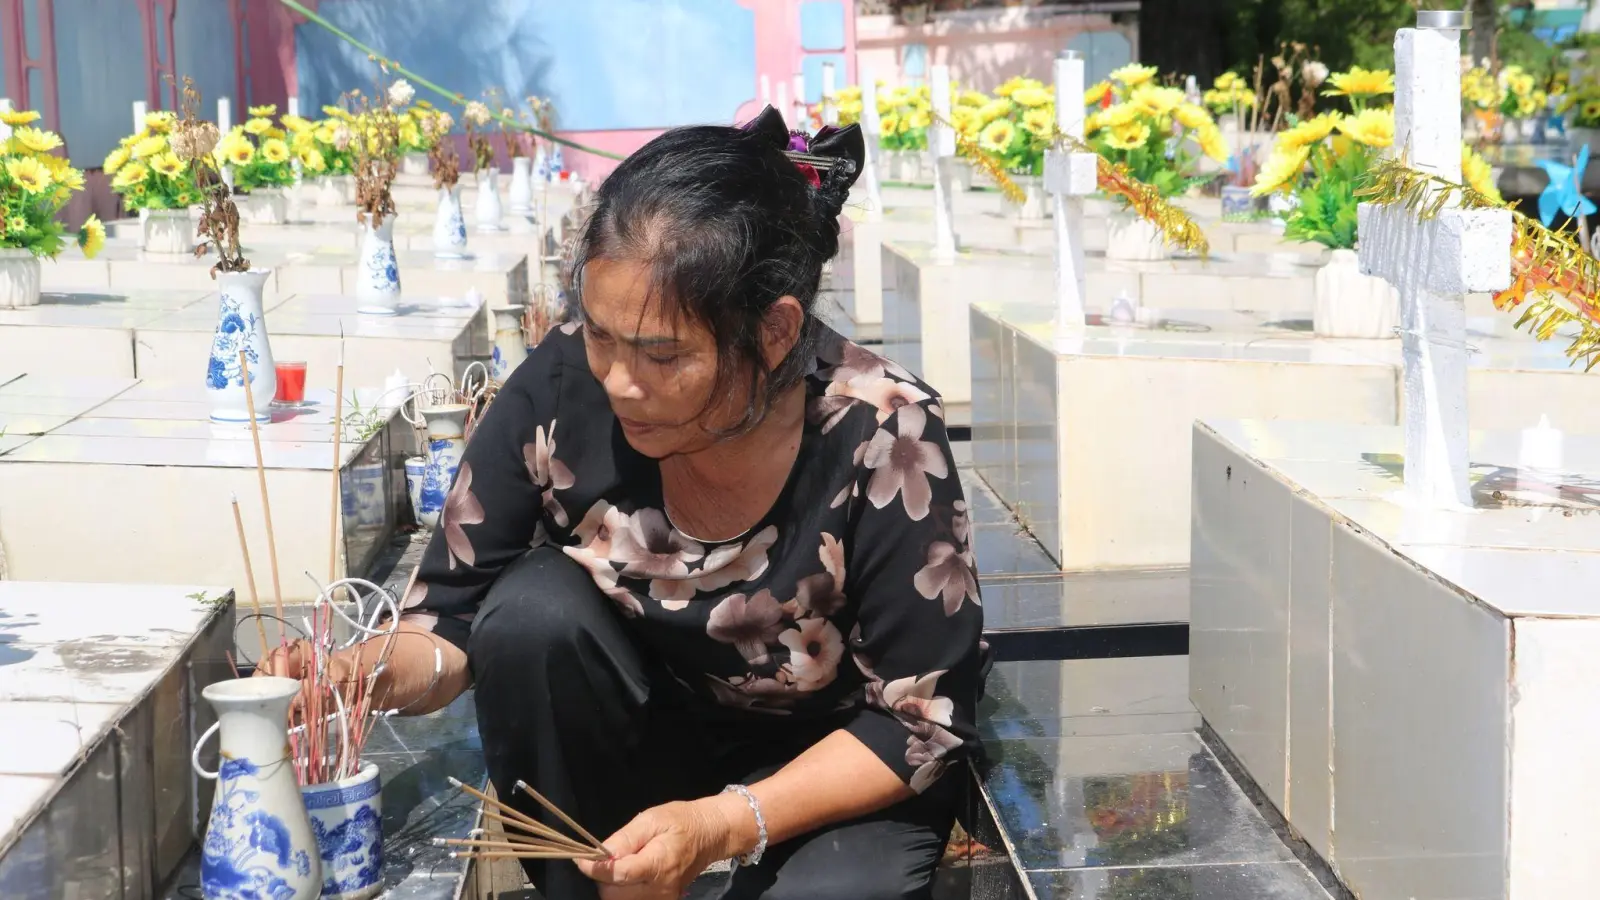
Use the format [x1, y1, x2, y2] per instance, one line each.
[165, 75, 248, 275]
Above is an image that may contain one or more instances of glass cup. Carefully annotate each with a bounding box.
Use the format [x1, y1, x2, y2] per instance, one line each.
[274, 361, 307, 405]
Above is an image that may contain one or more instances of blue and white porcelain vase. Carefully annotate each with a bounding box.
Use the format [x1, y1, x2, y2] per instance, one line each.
[194, 677, 322, 900]
[549, 145, 564, 180]
[534, 147, 550, 182]
[508, 156, 534, 214]
[301, 762, 383, 900]
[490, 305, 529, 382]
[356, 216, 401, 316]
[404, 456, 436, 528]
[206, 269, 277, 424]
[418, 404, 470, 525]
[475, 168, 502, 232]
[431, 186, 468, 259]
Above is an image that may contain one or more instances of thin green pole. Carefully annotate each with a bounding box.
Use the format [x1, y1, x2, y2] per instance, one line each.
[275, 0, 624, 160]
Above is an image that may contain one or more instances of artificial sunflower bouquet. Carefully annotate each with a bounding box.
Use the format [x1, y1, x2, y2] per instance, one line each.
[214, 105, 295, 194]
[877, 84, 931, 154]
[105, 110, 201, 212]
[1082, 63, 1228, 199]
[0, 107, 102, 308]
[1202, 71, 1256, 119]
[972, 76, 1057, 177]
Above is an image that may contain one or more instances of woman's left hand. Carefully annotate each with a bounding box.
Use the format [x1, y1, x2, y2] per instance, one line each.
[575, 795, 751, 899]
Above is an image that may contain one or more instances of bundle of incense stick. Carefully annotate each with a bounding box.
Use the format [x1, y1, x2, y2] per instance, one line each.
[440, 776, 611, 862]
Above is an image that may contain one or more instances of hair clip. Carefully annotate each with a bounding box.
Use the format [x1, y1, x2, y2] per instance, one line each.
[781, 151, 855, 173]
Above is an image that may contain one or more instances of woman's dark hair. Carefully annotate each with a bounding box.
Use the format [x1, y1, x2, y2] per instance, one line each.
[570, 107, 865, 435]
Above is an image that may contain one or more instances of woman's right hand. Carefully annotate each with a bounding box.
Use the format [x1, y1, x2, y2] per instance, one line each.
[254, 621, 474, 717]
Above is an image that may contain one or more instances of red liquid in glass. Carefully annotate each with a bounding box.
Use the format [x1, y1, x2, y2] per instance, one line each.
[275, 362, 307, 404]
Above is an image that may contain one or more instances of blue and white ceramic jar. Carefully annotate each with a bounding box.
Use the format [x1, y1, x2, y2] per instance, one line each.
[432, 186, 468, 259]
[490, 305, 529, 383]
[301, 762, 384, 900]
[418, 404, 470, 523]
[194, 677, 322, 900]
[404, 456, 436, 528]
[356, 216, 401, 316]
[206, 269, 277, 424]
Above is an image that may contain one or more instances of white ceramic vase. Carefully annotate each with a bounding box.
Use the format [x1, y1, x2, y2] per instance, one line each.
[401, 152, 429, 176]
[509, 156, 534, 213]
[1313, 248, 1400, 339]
[1002, 176, 1049, 220]
[475, 168, 503, 231]
[432, 186, 468, 259]
[356, 216, 401, 316]
[418, 404, 470, 524]
[491, 305, 529, 382]
[194, 677, 322, 900]
[206, 269, 277, 424]
[237, 188, 288, 225]
[1106, 209, 1169, 261]
[302, 762, 383, 900]
[0, 249, 41, 309]
[141, 208, 194, 254]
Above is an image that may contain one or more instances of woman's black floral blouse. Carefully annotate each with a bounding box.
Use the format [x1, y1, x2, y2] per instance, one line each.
[403, 322, 985, 792]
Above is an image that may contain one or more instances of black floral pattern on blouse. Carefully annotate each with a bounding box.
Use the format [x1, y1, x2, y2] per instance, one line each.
[404, 324, 985, 792]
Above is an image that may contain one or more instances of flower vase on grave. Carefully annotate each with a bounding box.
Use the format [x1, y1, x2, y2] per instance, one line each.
[0, 249, 41, 309]
[1002, 176, 1049, 220]
[301, 761, 383, 900]
[1220, 184, 1259, 222]
[491, 305, 530, 382]
[405, 456, 436, 527]
[432, 186, 469, 259]
[236, 188, 288, 226]
[205, 269, 277, 424]
[315, 177, 344, 208]
[476, 168, 503, 231]
[534, 146, 550, 182]
[1106, 209, 1169, 261]
[141, 208, 195, 254]
[550, 145, 565, 178]
[401, 152, 429, 176]
[356, 217, 401, 316]
[418, 404, 470, 522]
[509, 157, 534, 214]
[194, 677, 322, 900]
[1313, 248, 1400, 339]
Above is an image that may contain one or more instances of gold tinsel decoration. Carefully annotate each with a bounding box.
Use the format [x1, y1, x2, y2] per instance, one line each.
[926, 112, 1210, 257]
[1357, 155, 1600, 371]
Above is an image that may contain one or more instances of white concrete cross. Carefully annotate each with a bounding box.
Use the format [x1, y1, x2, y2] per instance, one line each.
[217, 97, 232, 132]
[1042, 50, 1100, 331]
[928, 63, 958, 261]
[775, 81, 790, 125]
[821, 62, 839, 126]
[132, 100, 148, 134]
[0, 98, 11, 141]
[287, 97, 301, 118]
[859, 72, 884, 220]
[1356, 10, 1512, 507]
[793, 72, 808, 128]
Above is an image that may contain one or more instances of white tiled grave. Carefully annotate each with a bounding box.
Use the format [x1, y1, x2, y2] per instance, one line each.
[0, 581, 234, 898]
[41, 243, 309, 301]
[0, 288, 214, 378]
[881, 240, 1320, 403]
[275, 246, 530, 308]
[1190, 418, 1600, 900]
[971, 299, 1600, 572]
[0, 375, 413, 599]
[135, 292, 488, 390]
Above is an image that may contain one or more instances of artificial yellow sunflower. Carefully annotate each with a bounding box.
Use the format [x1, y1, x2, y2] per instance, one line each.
[1196, 122, 1229, 162]
[150, 152, 186, 178]
[111, 161, 149, 190]
[1214, 71, 1243, 91]
[1322, 66, 1395, 98]
[144, 111, 176, 134]
[248, 104, 278, 117]
[906, 109, 932, 130]
[298, 147, 327, 173]
[978, 98, 1011, 123]
[1011, 86, 1052, 109]
[1131, 85, 1184, 117]
[131, 134, 167, 159]
[1101, 103, 1139, 128]
[1277, 112, 1339, 149]
[321, 104, 354, 121]
[994, 76, 1034, 98]
[6, 216, 25, 234]
[225, 141, 255, 166]
[1249, 145, 1310, 196]
[1021, 107, 1055, 138]
[77, 214, 105, 259]
[399, 122, 422, 147]
[280, 114, 314, 133]
[1109, 63, 1158, 87]
[1462, 146, 1502, 204]
[1083, 111, 1106, 136]
[950, 107, 981, 139]
[5, 156, 52, 193]
[261, 138, 291, 164]
[1173, 102, 1212, 131]
[880, 113, 900, 135]
[176, 190, 196, 206]
[243, 117, 273, 136]
[958, 90, 988, 109]
[0, 109, 40, 127]
[978, 118, 1016, 153]
[51, 164, 84, 192]
[1084, 81, 1111, 107]
[1104, 120, 1152, 151]
[11, 126, 62, 154]
[1334, 107, 1393, 148]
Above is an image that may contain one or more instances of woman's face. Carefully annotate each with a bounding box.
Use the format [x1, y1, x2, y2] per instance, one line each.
[580, 256, 738, 459]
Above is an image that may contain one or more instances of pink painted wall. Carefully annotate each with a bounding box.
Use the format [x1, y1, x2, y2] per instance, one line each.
[855, 7, 1136, 91]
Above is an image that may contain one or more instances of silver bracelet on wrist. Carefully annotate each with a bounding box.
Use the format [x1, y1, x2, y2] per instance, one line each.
[721, 784, 767, 867]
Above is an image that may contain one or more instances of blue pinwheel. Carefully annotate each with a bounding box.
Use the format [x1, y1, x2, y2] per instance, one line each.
[1535, 144, 1597, 227]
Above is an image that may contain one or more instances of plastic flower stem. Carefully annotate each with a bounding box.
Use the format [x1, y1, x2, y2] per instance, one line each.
[274, 0, 624, 159]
